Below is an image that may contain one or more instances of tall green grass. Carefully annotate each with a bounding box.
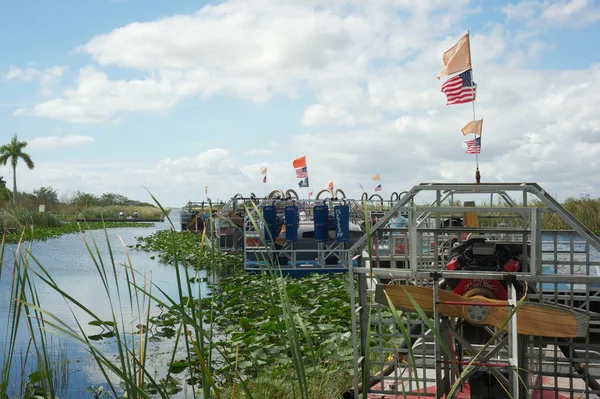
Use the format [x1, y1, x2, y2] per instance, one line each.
[0, 208, 62, 229]
[0, 229, 67, 399]
[75, 205, 168, 220]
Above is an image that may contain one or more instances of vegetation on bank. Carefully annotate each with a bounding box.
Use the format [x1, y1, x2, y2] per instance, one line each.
[0, 133, 35, 208]
[2, 221, 155, 244]
[536, 195, 600, 233]
[0, 184, 166, 243]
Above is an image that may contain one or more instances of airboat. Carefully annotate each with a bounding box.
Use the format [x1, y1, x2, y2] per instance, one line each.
[343, 182, 600, 399]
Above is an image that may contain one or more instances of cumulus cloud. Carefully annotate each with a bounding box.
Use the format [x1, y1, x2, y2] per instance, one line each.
[17, 0, 473, 123]
[3, 65, 66, 96]
[15, 149, 281, 205]
[247, 149, 273, 156]
[10, 0, 600, 200]
[503, 0, 600, 26]
[27, 135, 95, 149]
[16, 67, 176, 123]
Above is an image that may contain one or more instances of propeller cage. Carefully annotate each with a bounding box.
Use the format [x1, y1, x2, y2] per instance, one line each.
[346, 183, 600, 399]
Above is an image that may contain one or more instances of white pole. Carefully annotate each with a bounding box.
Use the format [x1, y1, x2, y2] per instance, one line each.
[467, 31, 480, 171]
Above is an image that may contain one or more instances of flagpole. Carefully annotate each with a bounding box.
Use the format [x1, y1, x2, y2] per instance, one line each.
[467, 30, 480, 175]
[305, 156, 310, 200]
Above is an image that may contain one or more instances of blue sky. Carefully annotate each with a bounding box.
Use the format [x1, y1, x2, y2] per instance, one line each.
[1, 0, 600, 206]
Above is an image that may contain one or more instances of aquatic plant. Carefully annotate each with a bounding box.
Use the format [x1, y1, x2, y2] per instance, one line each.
[149, 272, 355, 382]
[2, 221, 154, 244]
[131, 229, 242, 271]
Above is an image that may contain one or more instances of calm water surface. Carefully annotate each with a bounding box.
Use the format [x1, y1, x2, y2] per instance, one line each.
[0, 210, 206, 398]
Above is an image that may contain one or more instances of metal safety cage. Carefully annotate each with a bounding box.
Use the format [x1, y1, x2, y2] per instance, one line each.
[242, 196, 367, 276]
[346, 183, 600, 399]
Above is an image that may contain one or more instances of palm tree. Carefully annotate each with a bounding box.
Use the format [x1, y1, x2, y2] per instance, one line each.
[0, 134, 35, 207]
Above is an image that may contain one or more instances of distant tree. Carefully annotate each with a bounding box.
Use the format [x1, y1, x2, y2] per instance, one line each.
[0, 134, 35, 207]
[34, 186, 59, 209]
[73, 191, 98, 207]
[99, 192, 129, 206]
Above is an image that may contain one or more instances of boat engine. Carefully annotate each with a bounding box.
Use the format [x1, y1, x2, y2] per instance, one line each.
[444, 237, 528, 301]
[443, 237, 529, 399]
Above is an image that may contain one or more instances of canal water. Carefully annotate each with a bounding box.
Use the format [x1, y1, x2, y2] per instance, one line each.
[0, 210, 206, 398]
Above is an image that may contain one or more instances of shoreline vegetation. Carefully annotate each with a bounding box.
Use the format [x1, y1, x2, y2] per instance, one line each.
[1, 187, 170, 242]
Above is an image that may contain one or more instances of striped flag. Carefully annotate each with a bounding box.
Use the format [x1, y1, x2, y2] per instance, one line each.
[374, 184, 382, 192]
[441, 69, 476, 105]
[466, 137, 481, 154]
[263, 176, 267, 183]
[295, 167, 308, 178]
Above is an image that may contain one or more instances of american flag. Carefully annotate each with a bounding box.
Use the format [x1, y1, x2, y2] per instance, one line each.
[441, 69, 477, 105]
[465, 137, 481, 154]
[374, 184, 382, 192]
[295, 167, 308, 178]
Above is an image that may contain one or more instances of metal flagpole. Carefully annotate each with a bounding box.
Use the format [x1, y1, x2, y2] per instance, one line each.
[306, 157, 310, 200]
[466, 31, 481, 181]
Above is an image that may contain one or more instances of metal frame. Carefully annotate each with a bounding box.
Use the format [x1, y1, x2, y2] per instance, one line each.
[241, 197, 370, 275]
[348, 182, 600, 399]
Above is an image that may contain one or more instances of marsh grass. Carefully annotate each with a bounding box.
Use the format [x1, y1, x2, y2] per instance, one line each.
[75, 205, 168, 221]
[0, 228, 67, 399]
[450, 197, 600, 233]
[0, 207, 62, 229]
[535, 197, 600, 233]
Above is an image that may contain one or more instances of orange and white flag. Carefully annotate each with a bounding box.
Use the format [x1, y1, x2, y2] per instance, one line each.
[371, 174, 381, 181]
[259, 166, 267, 175]
[437, 33, 471, 79]
[461, 119, 483, 136]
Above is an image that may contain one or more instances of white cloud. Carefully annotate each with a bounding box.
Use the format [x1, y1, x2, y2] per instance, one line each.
[27, 135, 95, 149]
[503, 0, 600, 25]
[19, 0, 474, 123]
[16, 66, 177, 123]
[10, 0, 600, 200]
[246, 149, 273, 156]
[3, 65, 66, 96]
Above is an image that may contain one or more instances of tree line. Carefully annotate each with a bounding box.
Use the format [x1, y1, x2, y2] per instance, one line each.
[0, 133, 154, 211]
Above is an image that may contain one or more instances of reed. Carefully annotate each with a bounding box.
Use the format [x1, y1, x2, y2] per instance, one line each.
[74, 205, 168, 221]
[0, 227, 66, 399]
[0, 207, 62, 229]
